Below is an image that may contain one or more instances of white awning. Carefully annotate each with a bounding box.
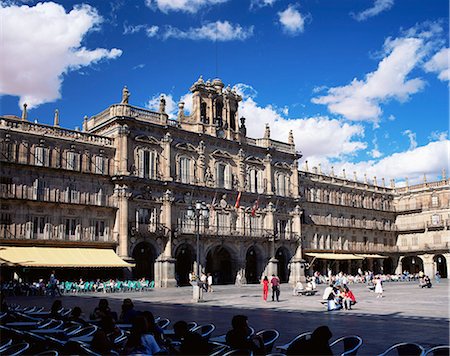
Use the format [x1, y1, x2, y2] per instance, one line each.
[0, 246, 134, 268]
[305, 253, 364, 260]
[354, 254, 389, 259]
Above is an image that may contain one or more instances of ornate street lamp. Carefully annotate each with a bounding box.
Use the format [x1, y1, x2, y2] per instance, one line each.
[187, 201, 209, 302]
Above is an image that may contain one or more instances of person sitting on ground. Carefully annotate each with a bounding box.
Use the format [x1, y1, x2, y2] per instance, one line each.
[123, 315, 162, 355]
[322, 284, 334, 300]
[91, 298, 117, 321]
[142, 310, 165, 347]
[342, 285, 356, 310]
[287, 325, 333, 355]
[119, 298, 140, 324]
[91, 315, 121, 354]
[293, 281, 305, 296]
[226, 315, 264, 354]
[420, 275, 432, 288]
[68, 306, 87, 325]
[171, 320, 211, 355]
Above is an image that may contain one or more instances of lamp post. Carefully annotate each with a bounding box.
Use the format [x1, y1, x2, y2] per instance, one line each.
[187, 201, 209, 302]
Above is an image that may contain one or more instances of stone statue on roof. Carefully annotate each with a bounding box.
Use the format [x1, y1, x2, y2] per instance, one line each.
[121, 86, 130, 104]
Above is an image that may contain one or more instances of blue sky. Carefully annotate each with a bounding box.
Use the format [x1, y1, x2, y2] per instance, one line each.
[1, 0, 448, 185]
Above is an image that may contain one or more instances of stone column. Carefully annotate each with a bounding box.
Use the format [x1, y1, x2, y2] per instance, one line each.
[291, 159, 300, 198]
[197, 141, 206, 185]
[115, 185, 131, 259]
[264, 154, 273, 195]
[118, 125, 130, 175]
[289, 206, 305, 284]
[420, 254, 435, 277]
[265, 202, 278, 276]
[395, 256, 403, 275]
[237, 149, 246, 190]
[156, 190, 177, 288]
[161, 133, 173, 181]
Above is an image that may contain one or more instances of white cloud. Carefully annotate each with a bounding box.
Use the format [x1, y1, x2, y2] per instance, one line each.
[123, 24, 159, 37]
[145, 92, 193, 119]
[311, 25, 444, 123]
[368, 136, 383, 158]
[145, 93, 178, 119]
[424, 47, 449, 82]
[331, 139, 449, 185]
[402, 129, 417, 150]
[162, 21, 253, 41]
[428, 130, 448, 142]
[278, 5, 306, 35]
[0, 2, 122, 109]
[145, 0, 228, 13]
[250, 0, 278, 10]
[236, 85, 367, 163]
[351, 0, 394, 22]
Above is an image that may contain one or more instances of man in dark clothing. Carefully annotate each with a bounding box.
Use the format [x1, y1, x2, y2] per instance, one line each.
[226, 315, 264, 354]
[173, 320, 211, 355]
[270, 274, 280, 302]
[287, 325, 333, 355]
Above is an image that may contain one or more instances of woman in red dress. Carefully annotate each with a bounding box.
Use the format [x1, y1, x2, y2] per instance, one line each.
[262, 276, 269, 301]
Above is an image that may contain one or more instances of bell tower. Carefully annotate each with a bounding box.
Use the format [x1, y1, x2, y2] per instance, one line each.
[189, 76, 242, 140]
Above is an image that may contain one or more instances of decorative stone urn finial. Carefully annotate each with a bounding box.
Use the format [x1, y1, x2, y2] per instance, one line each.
[21, 103, 28, 121]
[54, 109, 59, 127]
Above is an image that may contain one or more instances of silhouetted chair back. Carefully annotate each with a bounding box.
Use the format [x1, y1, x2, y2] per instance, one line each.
[276, 331, 312, 352]
[256, 329, 280, 354]
[156, 317, 170, 329]
[330, 335, 363, 356]
[192, 323, 216, 340]
[424, 345, 450, 356]
[378, 342, 425, 356]
[0, 341, 30, 356]
[223, 349, 254, 356]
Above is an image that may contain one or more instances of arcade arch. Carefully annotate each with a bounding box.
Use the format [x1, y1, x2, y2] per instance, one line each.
[132, 242, 156, 280]
[175, 243, 195, 286]
[206, 245, 235, 284]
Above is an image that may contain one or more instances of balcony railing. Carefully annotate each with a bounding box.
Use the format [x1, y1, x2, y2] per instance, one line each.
[395, 203, 422, 212]
[396, 222, 425, 231]
[0, 184, 116, 208]
[426, 221, 446, 230]
[309, 215, 395, 231]
[176, 223, 274, 238]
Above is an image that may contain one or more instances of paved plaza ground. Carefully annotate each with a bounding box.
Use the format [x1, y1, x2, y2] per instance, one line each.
[6, 280, 449, 355]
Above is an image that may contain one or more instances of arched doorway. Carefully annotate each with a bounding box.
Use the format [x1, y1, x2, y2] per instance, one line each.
[401, 256, 423, 274]
[206, 246, 233, 284]
[132, 242, 156, 280]
[383, 257, 394, 275]
[275, 247, 290, 283]
[434, 255, 447, 278]
[245, 247, 259, 284]
[175, 243, 194, 286]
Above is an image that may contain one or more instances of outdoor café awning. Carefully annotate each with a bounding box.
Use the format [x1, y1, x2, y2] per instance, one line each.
[0, 246, 134, 268]
[354, 254, 389, 259]
[305, 253, 364, 260]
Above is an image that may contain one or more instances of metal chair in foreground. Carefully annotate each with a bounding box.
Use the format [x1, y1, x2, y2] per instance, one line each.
[330, 335, 363, 356]
[424, 345, 450, 356]
[192, 323, 216, 340]
[276, 331, 312, 353]
[255, 329, 280, 354]
[0, 341, 30, 356]
[378, 342, 425, 356]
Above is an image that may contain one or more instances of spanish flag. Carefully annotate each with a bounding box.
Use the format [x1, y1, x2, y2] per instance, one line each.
[235, 191, 242, 209]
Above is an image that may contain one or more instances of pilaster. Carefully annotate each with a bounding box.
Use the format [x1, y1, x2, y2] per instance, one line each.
[161, 133, 173, 181]
[264, 154, 273, 195]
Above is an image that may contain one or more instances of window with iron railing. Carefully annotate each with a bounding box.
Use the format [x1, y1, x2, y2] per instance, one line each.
[216, 162, 232, 189]
[34, 146, 50, 167]
[94, 220, 106, 241]
[138, 149, 157, 179]
[32, 216, 46, 239]
[275, 173, 290, 196]
[94, 155, 107, 175]
[65, 218, 79, 240]
[66, 151, 80, 171]
[247, 167, 264, 194]
[136, 207, 158, 233]
[179, 156, 193, 184]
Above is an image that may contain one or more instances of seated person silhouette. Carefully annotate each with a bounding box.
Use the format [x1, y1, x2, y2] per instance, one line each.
[172, 320, 211, 355]
[226, 315, 264, 354]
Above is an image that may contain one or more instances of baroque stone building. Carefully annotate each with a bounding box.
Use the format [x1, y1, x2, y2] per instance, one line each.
[0, 77, 448, 286]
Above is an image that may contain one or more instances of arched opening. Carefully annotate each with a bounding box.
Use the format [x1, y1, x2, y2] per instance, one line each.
[132, 242, 156, 280]
[401, 256, 423, 274]
[206, 246, 233, 285]
[383, 257, 394, 275]
[275, 247, 290, 283]
[339, 261, 349, 274]
[245, 247, 259, 284]
[373, 259, 382, 274]
[175, 243, 194, 286]
[434, 255, 447, 278]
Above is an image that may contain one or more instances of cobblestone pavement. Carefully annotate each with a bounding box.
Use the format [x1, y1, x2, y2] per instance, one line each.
[6, 280, 449, 355]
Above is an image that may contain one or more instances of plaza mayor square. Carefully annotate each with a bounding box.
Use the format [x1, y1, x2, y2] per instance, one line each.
[0, 0, 448, 355]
